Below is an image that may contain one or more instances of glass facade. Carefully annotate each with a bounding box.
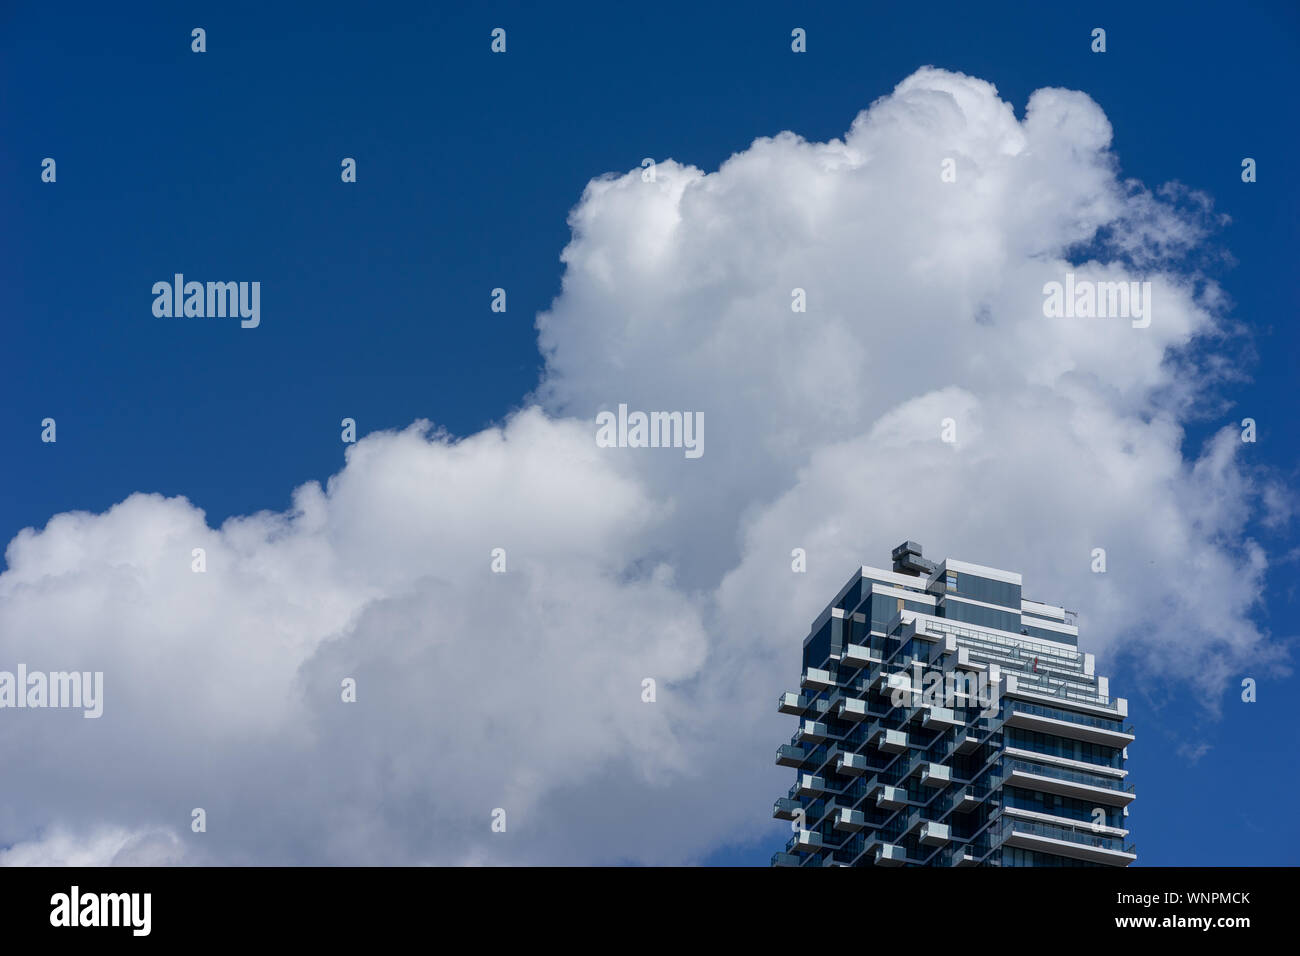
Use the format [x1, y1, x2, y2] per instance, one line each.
[775, 543, 1135, 867]
[944, 572, 1021, 610]
[942, 598, 1022, 633]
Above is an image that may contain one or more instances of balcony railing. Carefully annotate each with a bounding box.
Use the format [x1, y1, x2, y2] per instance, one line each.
[1007, 699, 1126, 732]
[797, 774, 827, 795]
[776, 744, 809, 767]
[923, 619, 1077, 665]
[802, 667, 836, 689]
[1006, 758, 1132, 792]
[778, 692, 809, 713]
[773, 797, 799, 819]
[999, 817, 1130, 854]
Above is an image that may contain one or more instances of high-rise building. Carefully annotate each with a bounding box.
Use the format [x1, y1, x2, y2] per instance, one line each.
[773, 541, 1136, 867]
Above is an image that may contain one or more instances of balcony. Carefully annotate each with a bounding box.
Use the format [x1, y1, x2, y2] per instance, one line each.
[873, 728, 908, 754]
[953, 729, 981, 754]
[795, 720, 830, 744]
[801, 667, 835, 691]
[953, 848, 979, 866]
[772, 797, 800, 821]
[771, 851, 801, 867]
[999, 816, 1138, 866]
[875, 785, 907, 809]
[836, 751, 870, 776]
[796, 773, 827, 796]
[842, 643, 881, 669]
[919, 822, 951, 846]
[1004, 757, 1135, 807]
[1004, 701, 1134, 747]
[833, 807, 867, 832]
[919, 762, 952, 787]
[778, 692, 808, 715]
[872, 670, 914, 697]
[873, 842, 907, 866]
[922, 706, 962, 730]
[794, 829, 824, 851]
[776, 744, 808, 768]
[837, 697, 870, 722]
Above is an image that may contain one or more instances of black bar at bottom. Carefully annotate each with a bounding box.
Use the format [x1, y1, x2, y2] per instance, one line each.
[0, 865, 1280, 941]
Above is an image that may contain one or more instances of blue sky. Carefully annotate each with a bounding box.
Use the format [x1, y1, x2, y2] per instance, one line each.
[2, 1, 1298, 865]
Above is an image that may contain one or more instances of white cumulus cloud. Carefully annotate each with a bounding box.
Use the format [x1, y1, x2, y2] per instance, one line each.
[0, 67, 1287, 865]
